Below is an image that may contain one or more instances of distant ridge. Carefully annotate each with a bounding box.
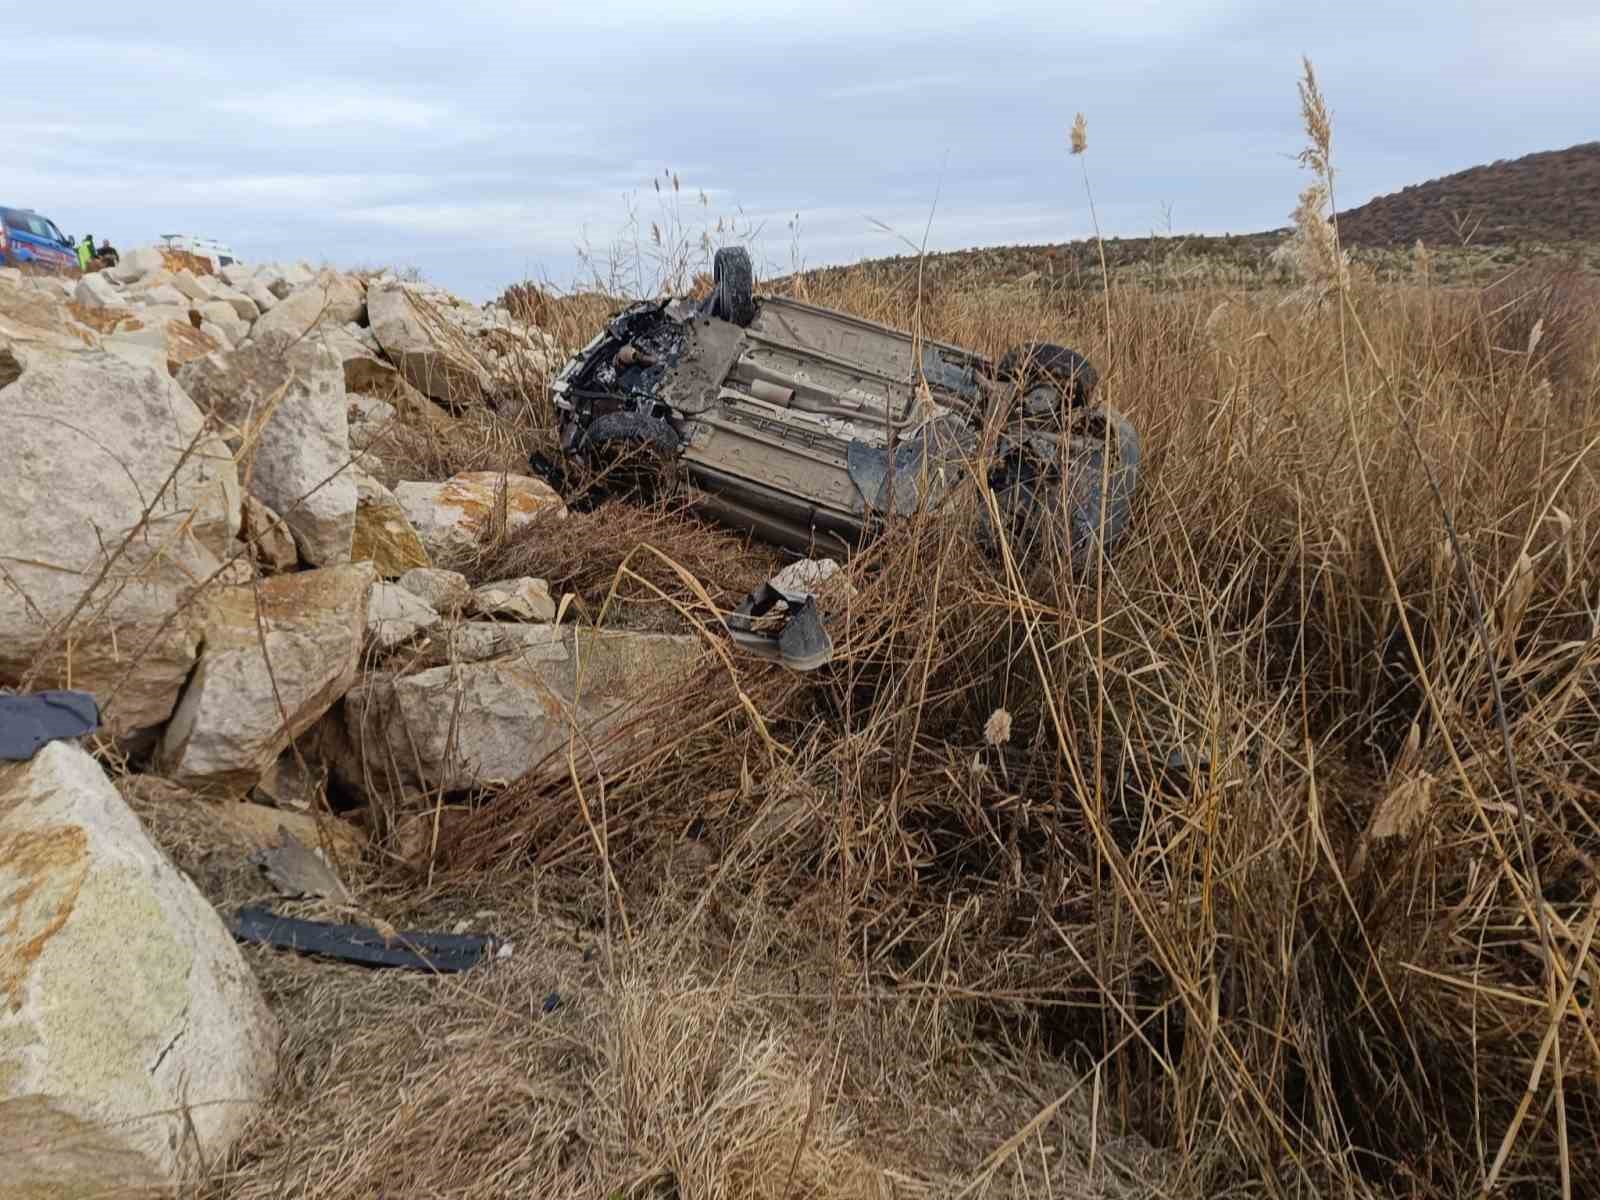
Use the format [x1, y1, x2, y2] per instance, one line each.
[1334, 142, 1600, 248]
[786, 143, 1600, 291]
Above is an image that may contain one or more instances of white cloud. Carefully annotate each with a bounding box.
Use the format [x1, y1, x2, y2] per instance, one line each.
[826, 73, 972, 100]
[0, 35, 207, 72]
[215, 86, 461, 133]
[4, 166, 432, 211]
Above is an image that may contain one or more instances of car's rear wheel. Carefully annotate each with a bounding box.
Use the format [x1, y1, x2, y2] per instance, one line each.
[712, 246, 757, 327]
[996, 342, 1098, 409]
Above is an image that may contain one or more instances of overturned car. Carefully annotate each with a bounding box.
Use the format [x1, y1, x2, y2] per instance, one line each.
[535, 248, 1140, 669]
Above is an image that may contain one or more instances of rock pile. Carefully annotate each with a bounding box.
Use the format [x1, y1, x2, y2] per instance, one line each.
[0, 250, 699, 1194]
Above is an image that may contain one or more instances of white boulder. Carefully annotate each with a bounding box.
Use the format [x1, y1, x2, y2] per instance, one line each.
[398, 567, 470, 614]
[346, 627, 702, 790]
[139, 283, 190, 309]
[0, 742, 278, 1194]
[392, 471, 565, 562]
[159, 562, 376, 791]
[244, 279, 278, 313]
[105, 245, 165, 285]
[207, 284, 260, 323]
[250, 272, 364, 344]
[367, 278, 490, 405]
[167, 271, 215, 303]
[100, 308, 221, 375]
[198, 299, 251, 345]
[368, 580, 441, 650]
[0, 340, 239, 738]
[72, 272, 121, 309]
[471, 577, 556, 622]
[178, 335, 356, 566]
[432, 621, 570, 664]
[219, 263, 256, 289]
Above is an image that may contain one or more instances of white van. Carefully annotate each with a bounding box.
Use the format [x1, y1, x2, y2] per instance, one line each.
[158, 234, 241, 271]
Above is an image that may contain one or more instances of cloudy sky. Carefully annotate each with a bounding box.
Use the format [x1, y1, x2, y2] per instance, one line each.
[8, 1, 1596, 300]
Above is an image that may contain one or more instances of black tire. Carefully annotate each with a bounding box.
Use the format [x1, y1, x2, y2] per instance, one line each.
[578, 411, 682, 503]
[712, 246, 757, 326]
[996, 342, 1098, 408]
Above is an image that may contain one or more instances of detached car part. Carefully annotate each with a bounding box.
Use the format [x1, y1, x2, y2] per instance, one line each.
[538, 247, 1140, 671]
[227, 907, 498, 973]
[0, 690, 100, 761]
[724, 581, 835, 672]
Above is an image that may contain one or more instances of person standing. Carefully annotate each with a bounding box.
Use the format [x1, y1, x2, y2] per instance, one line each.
[75, 234, 93, 272]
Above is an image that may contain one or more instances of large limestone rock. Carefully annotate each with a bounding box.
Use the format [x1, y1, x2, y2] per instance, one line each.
[250, 272, 364, 344]
[392, 471, 565, 562]
[210, 285, 261, 324]
[139, 282, 191, 309]
[73, 272, 121, 309]
[243, 279, 277, 312]
[471, 577, 556, 621]
[105, 245, 165, 285]
[198, 299, 250, 346]
[178, 335, 356, 566]
[279, 262, 315, 291]
[0, 742, 278, 1194]
[0, 339, 239, 739]
[167, 271, 215, 303]
[159, 563, 376, 792]
[200, 318, 236, 351]
[351, 468, 429, 577]
[103, 307, 222, 374]
[345, 626, 702, 789]
[241, 494, 298, 573]
[368, 581, 441, 650]
[219, 263, 257, 289]
[397, 567, 470, 614]
[0, 278, 97, 353]
[367, 279, 490, 405]
[419, 621, 569, 666]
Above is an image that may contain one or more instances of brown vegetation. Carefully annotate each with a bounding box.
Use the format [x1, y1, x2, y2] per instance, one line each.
[221, 226, 1600, 1198]
[1336, 141, 1600, 249]
[419, 247, 1600, 1199]
[107, 68, 1600, 1200]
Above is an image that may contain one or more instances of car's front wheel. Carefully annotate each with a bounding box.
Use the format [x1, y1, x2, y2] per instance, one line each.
[578, 411, 682, 503]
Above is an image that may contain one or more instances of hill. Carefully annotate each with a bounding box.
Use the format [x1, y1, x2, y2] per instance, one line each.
[1334, 141, 1600, 248]
[786, 144, 1600, 295]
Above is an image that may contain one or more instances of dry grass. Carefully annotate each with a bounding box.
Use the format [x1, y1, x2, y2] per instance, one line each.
[127, 780, 1167, 1200]
[18, 62, 1598, 1199]
[466, 499, 784, 626]
[414, 70, 1600, 1199]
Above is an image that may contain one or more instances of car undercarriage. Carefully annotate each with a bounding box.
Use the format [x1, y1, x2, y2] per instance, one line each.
[535, 248, 1141, 669]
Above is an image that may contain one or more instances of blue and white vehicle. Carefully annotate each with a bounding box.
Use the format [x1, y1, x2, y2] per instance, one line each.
[0, 207, 78, 273]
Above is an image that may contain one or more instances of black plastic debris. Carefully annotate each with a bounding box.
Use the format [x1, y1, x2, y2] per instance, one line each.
[227, 907, 496, 973]
[0, 690, 100, 761]
[541, 991, 561, 1014]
